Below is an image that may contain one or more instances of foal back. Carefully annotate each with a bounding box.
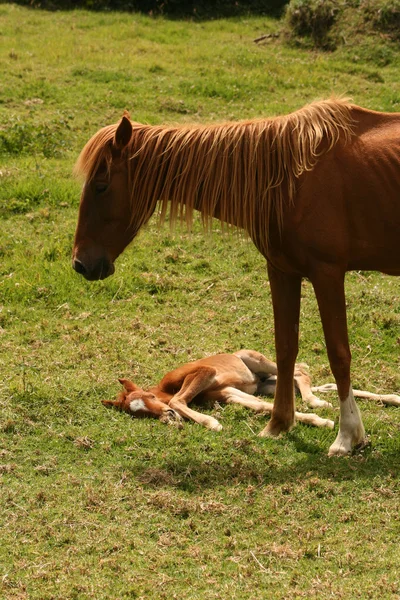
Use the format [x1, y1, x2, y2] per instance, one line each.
[156, 351, 277, 400]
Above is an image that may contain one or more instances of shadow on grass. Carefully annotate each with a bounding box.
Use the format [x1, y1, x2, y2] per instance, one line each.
[132, 429, 400, 493]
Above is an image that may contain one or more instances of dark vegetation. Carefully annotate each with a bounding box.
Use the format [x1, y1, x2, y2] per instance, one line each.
[8, 0, 288, 18]
[9, 0, 400, 46]
[285, 0, 400, 49]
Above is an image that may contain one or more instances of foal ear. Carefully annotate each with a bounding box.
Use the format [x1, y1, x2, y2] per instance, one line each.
[118, 378, 140, 393]
[114, 113, 133, 150]
[102, 399, 118, 408]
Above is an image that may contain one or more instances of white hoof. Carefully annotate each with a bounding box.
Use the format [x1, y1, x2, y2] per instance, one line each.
[380, 394, 400, 407]
[328, 428, 365, 456]
[328, 437, 352, 457]
[307, 395, 333, 409]
[207, 419, 222, 432]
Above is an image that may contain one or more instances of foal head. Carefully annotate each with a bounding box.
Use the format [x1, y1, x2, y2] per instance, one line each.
[72, 115, 135, 281]
[102, 379, 159, 417]
[102, 379, 181, 425]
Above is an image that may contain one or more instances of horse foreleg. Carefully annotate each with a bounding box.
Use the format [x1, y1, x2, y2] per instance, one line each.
[311, 268, 366, 456]
[259, 265, 302, 438]
[167, 400, 223, 431]
[168, 367, 222, 431]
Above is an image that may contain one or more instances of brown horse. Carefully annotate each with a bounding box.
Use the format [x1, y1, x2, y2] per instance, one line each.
[102, 350, 336, 431]
[102, 349, 400, 431]
[72, 98, 400, 456]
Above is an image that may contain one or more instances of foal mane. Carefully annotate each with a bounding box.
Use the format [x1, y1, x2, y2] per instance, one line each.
[75, 98, 354, 245]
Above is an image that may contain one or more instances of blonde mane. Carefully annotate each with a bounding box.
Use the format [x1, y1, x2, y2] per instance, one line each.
[75, 98, 354, 246]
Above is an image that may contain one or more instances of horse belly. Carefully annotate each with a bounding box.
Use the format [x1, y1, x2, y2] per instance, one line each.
[344, 136, 400, 271]
[214, 372, 258, 394]
[208, 356, 258, 393]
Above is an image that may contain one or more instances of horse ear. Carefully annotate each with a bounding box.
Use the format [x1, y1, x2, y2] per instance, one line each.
[118, 378, 140, 392]
[114, 113, 132, 150]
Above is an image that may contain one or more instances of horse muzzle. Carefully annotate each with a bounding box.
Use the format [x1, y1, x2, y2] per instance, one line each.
[72, 257, 115, 281]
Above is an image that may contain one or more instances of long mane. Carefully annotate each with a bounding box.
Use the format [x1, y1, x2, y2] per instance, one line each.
[75, 98, 354, 245]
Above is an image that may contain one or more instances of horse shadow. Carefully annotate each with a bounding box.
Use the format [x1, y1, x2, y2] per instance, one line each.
[131, 425, 400, 493]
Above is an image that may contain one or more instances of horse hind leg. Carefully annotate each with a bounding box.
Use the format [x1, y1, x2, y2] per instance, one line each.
[234, 349, 277, 378]
[328, 387, 365, 456]
[259, 268, 302, 437]
[235, 349, 331, 409]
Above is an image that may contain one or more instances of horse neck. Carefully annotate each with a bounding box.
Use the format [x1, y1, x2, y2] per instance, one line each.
[128, 122, 268, 236]
[127, 100, 353, 248]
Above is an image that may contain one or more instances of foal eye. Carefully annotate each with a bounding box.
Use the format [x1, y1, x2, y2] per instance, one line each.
[94, 182, 109, 194]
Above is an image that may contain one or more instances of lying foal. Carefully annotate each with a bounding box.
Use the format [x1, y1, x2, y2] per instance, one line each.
[102, 349, 339, 431]
[103, 349, 400, 431]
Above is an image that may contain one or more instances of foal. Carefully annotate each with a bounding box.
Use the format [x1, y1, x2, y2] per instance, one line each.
[104, 350, 400, 432]
[103, 350, 336, 431]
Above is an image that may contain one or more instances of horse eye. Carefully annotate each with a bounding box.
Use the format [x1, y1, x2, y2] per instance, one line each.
[94, 182, 109, 194]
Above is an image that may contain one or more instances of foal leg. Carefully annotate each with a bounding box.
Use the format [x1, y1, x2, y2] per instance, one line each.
[294, 365, 332, 409]
[312, 384, 400, 407]
[311, 268, 366, 456]
[236, 350, 330, 409]
[236, 350, 330, 408]
[168, 367, 223, 431]
[219, 388, 334, 429]
[167, 400, 222, 431]
[259, 265, 302, 437]
[234, 349, 277, 378]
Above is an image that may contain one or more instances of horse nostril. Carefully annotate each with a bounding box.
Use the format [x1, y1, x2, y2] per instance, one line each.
[72, 259, 87, 276]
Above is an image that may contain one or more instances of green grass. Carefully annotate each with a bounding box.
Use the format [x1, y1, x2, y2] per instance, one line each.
[1, 3, 400, 599]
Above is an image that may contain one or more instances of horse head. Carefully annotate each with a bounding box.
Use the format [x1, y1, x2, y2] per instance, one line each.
[72, 114, 135, 281]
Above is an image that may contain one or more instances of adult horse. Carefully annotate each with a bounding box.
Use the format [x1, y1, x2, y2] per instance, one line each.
[72, 98, 400, 456]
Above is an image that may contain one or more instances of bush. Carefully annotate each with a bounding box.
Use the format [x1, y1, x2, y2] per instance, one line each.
[362, 0, 400, 39]
[285, 0, 340, 48]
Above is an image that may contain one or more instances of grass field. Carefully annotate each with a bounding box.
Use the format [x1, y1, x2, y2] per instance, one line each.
[1, 3, 400, 598]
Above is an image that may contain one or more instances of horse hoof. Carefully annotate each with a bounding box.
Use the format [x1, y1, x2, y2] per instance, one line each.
[258, 417, 293, 438]
[308, 397, 333, 409]
[328, 424, 368, 456]
[160, 409, 183, 427]
[328, 442, 351, 457]
[258, 426, 279, 438]
[207, 419, 222, 432]
[328, 434, 368, 457]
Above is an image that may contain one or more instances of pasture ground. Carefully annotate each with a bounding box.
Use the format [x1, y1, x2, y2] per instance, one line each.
[1, 4, 399, 598]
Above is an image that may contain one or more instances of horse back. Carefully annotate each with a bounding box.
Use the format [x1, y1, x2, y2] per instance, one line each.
[274, 107, 400, 276]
